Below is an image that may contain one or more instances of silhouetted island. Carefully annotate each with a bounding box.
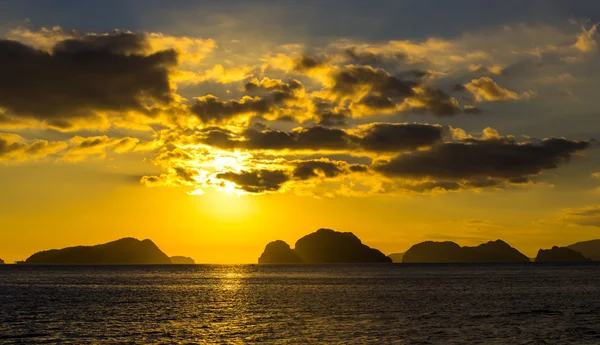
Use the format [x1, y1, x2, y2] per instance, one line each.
[170, 256, 196, 264]
[24, 238, 172, 265]
[0, 258, 4, 264]
[258, 229, 392, 264]
[535, 246, 590, 263]
[388, 253, 405, 263]
[258, 240, 303, 264]
[402, 240, 530, 263]
[567, 239, 600, 261]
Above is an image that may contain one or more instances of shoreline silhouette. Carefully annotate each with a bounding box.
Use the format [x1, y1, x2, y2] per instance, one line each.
[4, 232, 599, 265]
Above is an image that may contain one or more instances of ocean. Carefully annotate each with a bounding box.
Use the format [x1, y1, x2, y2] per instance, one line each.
[1, 264, 599, 344]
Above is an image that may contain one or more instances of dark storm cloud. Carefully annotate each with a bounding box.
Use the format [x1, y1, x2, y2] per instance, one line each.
[216, 169, 290, 193]
[196, 123, 444, 153]
[374, 137, 590, 182]
[0, 33, 177, 128]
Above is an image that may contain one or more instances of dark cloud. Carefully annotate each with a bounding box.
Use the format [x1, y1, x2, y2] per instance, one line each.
[294, 54, 326, 72]
[344, 47, 405, 66]
[0, 34, 177, 129]
[331, 65, 460, 116]
[312, 98, 350, 127]
[196, 123, 444, 153]
[413, 87, 461, 116]
[191, 79, 303, 123]
[292, 161, 345, 180]
[375, 137, 590, 183]
[190, 95, 271, 123]
[331, 65, 415, 100]
[318, 111, 349, 127]
[463, 105, 482, 114]
[242, 126, 358, 151]
[216, 169, 289, 193]
[244, 78, 303, 95]
[291, 160, 368, 181]
[359, 123, 444, 152]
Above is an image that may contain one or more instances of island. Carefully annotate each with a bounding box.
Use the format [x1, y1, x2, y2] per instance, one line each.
[258, 228, 392, 264]
[0, 258, 4, 264]
[258, 240, 304, 264]
[23, 238, 172, 265]
[535, 246, 590, 262]
[567, 239, 600, 261]
[387, 253, 405, 263]
[170, 256, 196, 264]
[402, 240, 530, 263]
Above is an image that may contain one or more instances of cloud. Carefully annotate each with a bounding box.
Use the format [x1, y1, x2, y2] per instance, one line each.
[190, 78, 305, 123]
[560, 205, 600, 227]
[62, 135, 140, 162]
[291, 159, 367, 180]
[462, 77, 521, 102]
[194, 122, 444, 153]
[375, 136, 590, 185]
[356, 123, 444, 152]
[0, 133, 67, 162]
[572, 24, 598, 53]
[0, 33, 177, 130]
[215, 169, 290, 193]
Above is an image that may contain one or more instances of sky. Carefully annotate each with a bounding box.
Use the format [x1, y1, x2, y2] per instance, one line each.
[0, 0, 599, 263]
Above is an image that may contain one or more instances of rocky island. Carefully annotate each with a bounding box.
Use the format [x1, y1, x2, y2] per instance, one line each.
[23, 238, 172, 265]
[170, 256, 196, 264]
[258, 240, 304, 264]
[402, 240, 530, 263]
[0, 258, 4, 264]
[258, 228, 392, 264]
[535, 246, 590, 262]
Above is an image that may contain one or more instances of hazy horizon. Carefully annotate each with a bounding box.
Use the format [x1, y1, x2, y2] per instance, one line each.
[1, 0, 600, 264]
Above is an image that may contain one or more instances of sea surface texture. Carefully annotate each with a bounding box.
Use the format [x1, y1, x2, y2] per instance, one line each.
[1, 264, 599, 344]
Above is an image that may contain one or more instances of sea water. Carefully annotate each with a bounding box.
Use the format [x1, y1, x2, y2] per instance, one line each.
[1, 264, 599, 344]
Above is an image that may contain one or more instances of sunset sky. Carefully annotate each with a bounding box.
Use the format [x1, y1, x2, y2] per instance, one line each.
[1, 0, 599, 263]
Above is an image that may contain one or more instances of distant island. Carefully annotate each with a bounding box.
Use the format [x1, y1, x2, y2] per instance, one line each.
[23, 238, 172, 265]
[535, 246, 590, 262]
[0, 258, 4, 264]
[170, 256, 196, 264]
[259, 228, 392, 264]
[566, 240, 600, 261]
[388, 252, 405, 263]
[402, 240, 530, 263]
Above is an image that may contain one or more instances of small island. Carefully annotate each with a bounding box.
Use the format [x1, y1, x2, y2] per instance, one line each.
[402, 240, 530, 263]
[258, 228, 392, 264]
[170, 256, 196, 264]
[23, 238, 172, 265]
[388, 252, 405, 263]
[0, 258, 4, 264]
[535, 246, 590, 263]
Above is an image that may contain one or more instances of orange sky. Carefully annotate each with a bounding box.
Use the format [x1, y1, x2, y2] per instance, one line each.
[1, 2, 599, 263]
